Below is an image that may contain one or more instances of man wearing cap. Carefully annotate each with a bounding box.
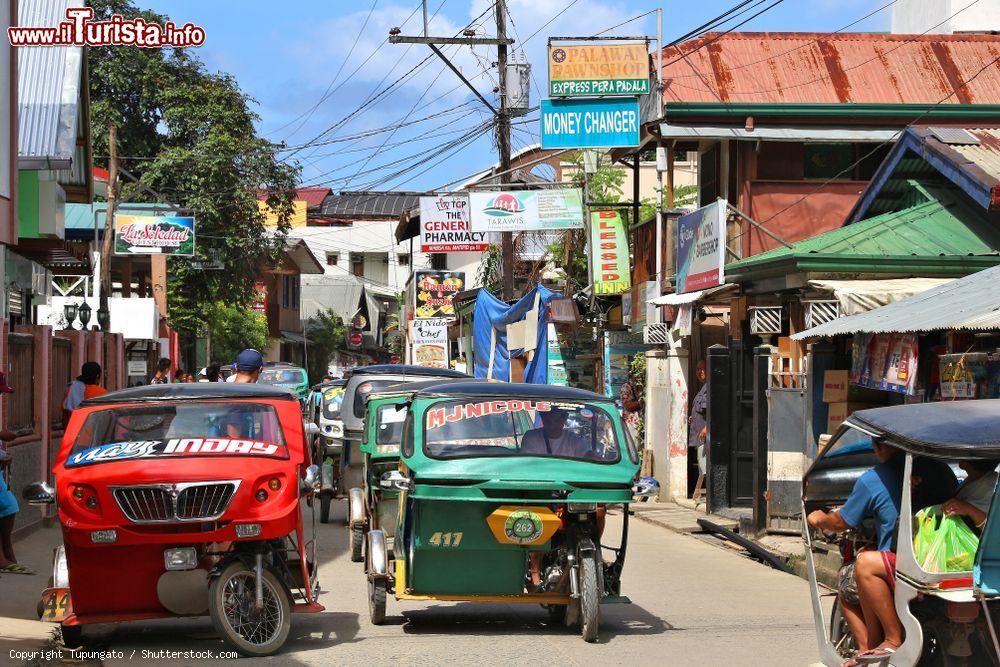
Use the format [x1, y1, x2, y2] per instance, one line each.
[223, 350, 266, 438]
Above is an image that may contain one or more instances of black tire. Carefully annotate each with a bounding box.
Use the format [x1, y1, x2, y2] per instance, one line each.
[60, 624, 83, 648]
[829, 597, 857, 659]
[369, 577, 387, 625]
[546, 604, 567, 626]
[209, 561, 291, 657]
[579, 554, 601, 643]
[319, 494, 332, 524]
[350, 523, 365, 563]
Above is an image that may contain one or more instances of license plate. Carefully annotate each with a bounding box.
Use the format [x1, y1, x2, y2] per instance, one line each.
[40, 587, 72, 623]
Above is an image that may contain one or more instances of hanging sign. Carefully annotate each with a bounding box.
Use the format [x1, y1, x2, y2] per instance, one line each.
[851, 333, 919, 395]
[410, 318, 449, 369]
[469, 189, 583, 232]
[418, 195, 488, 253]
[548, 43, 650, 97]
[114, 214, 195, 256]
[252, 282, 267, 314]
[413, 270, 464, 319]
[540, 98, 640, 149]
[676, 200, 726, 294]
[590, 210, 631, 295]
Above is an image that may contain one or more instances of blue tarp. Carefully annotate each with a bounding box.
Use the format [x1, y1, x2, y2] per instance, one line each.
[472, 285, 558, 384]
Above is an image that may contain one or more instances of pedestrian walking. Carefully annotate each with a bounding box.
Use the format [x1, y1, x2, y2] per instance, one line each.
[200, 363, 221, 382]
[232, 349, 264, 383]
[0, 371, 31, 575]
[150, 357, 171, 384]
[62, 362, 107, 426]
[689, 361, 709, 477]
[620, 368, 644, 444]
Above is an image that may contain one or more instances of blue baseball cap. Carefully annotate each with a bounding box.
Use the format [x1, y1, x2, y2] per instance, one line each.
[235, 349, 264, 372]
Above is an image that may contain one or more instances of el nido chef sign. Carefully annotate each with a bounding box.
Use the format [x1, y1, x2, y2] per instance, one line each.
[418, 195, 487, 253]
[590, 210, 631, 295]
[549, 43, 650, 97]
[115, 214, 195, 256]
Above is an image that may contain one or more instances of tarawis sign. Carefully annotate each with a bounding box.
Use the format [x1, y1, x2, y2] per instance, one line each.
[548, 43, 650, 97]
[469, 189, 584, 232]
[540, 98, 640, 149]
[590, 210, 631, 295]
[418, 195, 487, 252]
[676, 200, 726, 294]
[115, 214, 195, 256]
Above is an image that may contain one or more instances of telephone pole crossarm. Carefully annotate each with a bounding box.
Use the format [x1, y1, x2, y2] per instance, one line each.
[389, 35, 513, 46]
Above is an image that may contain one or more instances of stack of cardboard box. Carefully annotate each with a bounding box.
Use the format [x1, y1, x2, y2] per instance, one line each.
[823, 370, 883, 433]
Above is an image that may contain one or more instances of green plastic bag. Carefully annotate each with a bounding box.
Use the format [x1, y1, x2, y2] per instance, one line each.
[913, 507, 980, 573]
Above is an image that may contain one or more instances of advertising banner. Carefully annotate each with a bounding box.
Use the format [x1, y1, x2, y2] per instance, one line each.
[675, 200, 725, 294]
[114, 214, 195, 256]
[414, 270, 464, 318]
[548, 43, 650, 97]
[540, 98, 640, 149]
[590, 210, 631, 295]
[851, 332, 919, 395]
[418, 195, 488, 253]
[410, 318, 449, 369]
[469, 189, 583, 232]
[252, 281, 267, 314]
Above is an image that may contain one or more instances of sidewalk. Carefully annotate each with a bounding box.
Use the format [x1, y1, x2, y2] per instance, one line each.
[0, 520, 63, 662]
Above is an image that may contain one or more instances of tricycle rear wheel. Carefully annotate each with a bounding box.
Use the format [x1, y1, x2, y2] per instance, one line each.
[209, 561, 291, 657]
[579, 555, 601, 643]
[368, 577, 387, 625]
[350, 523, 365, 562]
[60, 624, 83, 648]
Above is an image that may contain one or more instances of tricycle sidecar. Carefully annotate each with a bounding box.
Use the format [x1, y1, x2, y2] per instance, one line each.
[364, 380, 643, 642]
[26, 383, 323, 656]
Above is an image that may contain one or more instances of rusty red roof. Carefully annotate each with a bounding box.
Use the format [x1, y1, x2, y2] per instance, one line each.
[296, 187, 332, 209]
[661, 32, 1000, 105]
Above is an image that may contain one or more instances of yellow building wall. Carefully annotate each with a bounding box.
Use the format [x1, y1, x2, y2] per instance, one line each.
[259, 200, 307, 228]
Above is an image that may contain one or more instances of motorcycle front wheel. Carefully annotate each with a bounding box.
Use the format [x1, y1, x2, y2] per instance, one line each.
[209, 561, 291, 657]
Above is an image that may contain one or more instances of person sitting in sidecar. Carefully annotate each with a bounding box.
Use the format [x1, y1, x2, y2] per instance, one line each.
[941, 459, 999, 533]
[521, 407, 596, 460]
[807, 439, 958, 665]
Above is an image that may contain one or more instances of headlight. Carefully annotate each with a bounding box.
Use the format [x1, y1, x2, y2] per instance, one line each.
[566, 502, 597, 513]
[90, 529, 118, 543]
[163, 547, 197, 571]
[235, 523, 262, 538]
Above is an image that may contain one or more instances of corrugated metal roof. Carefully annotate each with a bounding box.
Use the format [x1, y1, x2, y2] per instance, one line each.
[727, 181, 1000, 274]
[793, 263, 1000, 338]
[661, 32, 1000, 105]
[319, 192, 423, 220]
[297, 187, 331, 209]
[17, 0, 85, 168]
[953, 128, 1000, 183]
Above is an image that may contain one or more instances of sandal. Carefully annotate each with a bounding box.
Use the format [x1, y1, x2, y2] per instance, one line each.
[856, 645, 897, 664]
[0, 563, 36, 575]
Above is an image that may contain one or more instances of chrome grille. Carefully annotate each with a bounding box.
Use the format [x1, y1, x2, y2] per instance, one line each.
[112, 481, 240, 523]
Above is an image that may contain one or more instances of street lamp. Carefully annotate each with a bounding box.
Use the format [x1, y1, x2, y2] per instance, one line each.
[78, 301, 92, 330]
[63, 302, 78, 330]
[97, 306, 111, 332]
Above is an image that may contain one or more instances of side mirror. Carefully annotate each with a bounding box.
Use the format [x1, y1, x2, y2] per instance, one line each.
[304, 423, 320, 439]
[23, 481, 55, 506]
[302, 464, 320, 493]
[379, 470, 412, 492]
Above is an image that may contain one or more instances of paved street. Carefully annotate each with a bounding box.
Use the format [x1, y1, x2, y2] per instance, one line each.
[2, 502, 819, 666]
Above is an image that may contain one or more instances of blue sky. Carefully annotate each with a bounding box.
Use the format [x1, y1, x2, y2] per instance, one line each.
[143, 0, 892, 191]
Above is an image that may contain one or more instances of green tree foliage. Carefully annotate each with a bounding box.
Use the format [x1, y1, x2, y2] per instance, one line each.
[547, 151, 655, 293]
[304, 309, 347, 385]
[87, 0, 299, 340]
[205, 303, 271, 366]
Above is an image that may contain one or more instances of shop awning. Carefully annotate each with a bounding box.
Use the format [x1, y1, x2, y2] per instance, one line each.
[807, 278, 954, 316]
[658, 123, 901, 144]
[280, 330, 308, 344]
[648, 284, 735, 306]
[793, 264, 1000, 339]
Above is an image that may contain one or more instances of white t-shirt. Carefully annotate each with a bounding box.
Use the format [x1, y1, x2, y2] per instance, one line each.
[956, 470, 999, 513]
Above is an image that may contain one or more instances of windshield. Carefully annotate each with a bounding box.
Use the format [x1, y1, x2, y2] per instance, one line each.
[423, 399, 620, 463]
[67, 402, 288, 467]
[259, 368, 305, 385]
[375, 404, 407, 454]
[322, 385, 345, 419]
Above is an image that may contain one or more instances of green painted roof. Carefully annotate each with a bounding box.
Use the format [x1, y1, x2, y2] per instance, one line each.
[726, 181, 1000, 279]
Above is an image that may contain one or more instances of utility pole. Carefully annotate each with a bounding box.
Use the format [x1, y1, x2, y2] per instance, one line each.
[496, 0, 514, 300]
[99, 123, 118, 332]
[389, 1, 516, 299]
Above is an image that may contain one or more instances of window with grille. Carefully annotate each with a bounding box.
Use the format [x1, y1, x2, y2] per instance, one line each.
[326, 252, 338, 266]
[351, 253, 364, 277]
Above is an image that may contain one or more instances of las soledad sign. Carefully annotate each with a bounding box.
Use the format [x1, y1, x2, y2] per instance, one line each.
[469, 189, 584, 232]
[540, 98, 640, 149]
[676, 200, 726, 294]
[115, 214, 195, 256]
[418, 195, 487, 253]
[548, 43, 650, 97]
[590, 210, 631, 295]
